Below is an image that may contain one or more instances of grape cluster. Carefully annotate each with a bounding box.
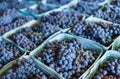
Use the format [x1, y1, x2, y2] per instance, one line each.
[31, 23, 59, 45]
[0, 58, 52, 79]
[47, 0, 71, 6]
[9, 0, 31, 9]
[82, 0, 104, 3]
[37, 39, 98, 78]
[94, 5, 120, 24]
[0, 16, 33, 36]
[0, 39, 22, 69]
[10, 23, 59, 51]
[39, 11, 83, 29]
[0, 0, 33, 36]
[10, 33, 36, 51]
[0, 9, 20, 26]
[0, 0, 120, 79]
[26, 2, 58, 14]
[0, 0, 31, 12]
[71, 21, 120, 46]
[94, 59, 120, 79]
[71, 0, 100, 15]
[38, 10, 120, 46]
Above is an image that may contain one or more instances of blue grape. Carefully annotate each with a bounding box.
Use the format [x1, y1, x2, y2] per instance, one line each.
[94, 59, 120, 79]
[0, 58, 52, 79]
[0, 40, 22, 69]
[72, 21, 120, 46]
[94, 5, 120, 24]
[71, 0, 100, 15]
[38, 39, 98, 78]
[47, 0, 71, 6]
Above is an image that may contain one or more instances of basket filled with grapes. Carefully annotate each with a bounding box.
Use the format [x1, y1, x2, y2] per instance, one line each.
[0, 0, 120, 79]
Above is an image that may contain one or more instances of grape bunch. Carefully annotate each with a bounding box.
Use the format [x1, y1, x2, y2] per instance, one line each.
[0, 58, 52, 79]
[94, 5, 120, 24]
[71, 0, 100, 15]
[31, 23, 59, 45]
[26, 2, 59, 15]
[0, 39, 22, 69]
[39, 11, 83, 29]
[93, 43, 120, 78]
[0, 0, 34, 36]
[37, 38, 98, 78]
[71, 21, 120, 46]
[0, 0, 31, 12]
[10, 33, 37, 51]
[94, 59, 120, 79]
[20, 0, 72, 15]
[0, 7, 33, 36]
[9, 0, 31, 9]
[0, 0, 120, 79]
[81, 0, 104, 3]
[38, 11, 120, 46]
[0, 15, 33, 36]
[47, 0, 71, 6]
[0, 9, 20, 26]
[10, 23, 59, 51]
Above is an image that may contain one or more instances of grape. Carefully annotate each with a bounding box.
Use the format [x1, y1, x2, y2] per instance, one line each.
[0, 1, 120, 79]
[71, 0, 100, 15]
[0, 39, 22, 69]
[47, 0, 71, 6]
[82, 0, 104, 3]
[39, 11, 83, 29]
[10, 33, 36, 51]
[10, 22, 59, 51]
[0, 8, 33, 36]
[0, 0, 31, 12]
[0, 16, 33, 36]
[0, 9, 20, 26]
[0, 58, 53, 79]
[26, 2, 58, 14]
[71, 21, 120, 46]
[30, 10, 120, 46]
[93, 59, 120, 79]
[0, 0, 34, 36]
[37, 38, 98, 78]
[94, 5, 120, 24]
